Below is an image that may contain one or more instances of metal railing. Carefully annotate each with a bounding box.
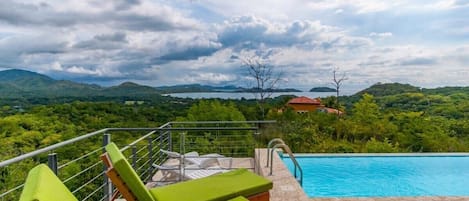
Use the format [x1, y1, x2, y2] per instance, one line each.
[0, 120, 275, 201]
[267, 138, 303, 186]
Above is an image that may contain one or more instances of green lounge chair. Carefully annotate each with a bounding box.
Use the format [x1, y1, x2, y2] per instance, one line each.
[19, 164, 78, 201]
[18, 163, 249, 201]
[102, 142, 273, 201]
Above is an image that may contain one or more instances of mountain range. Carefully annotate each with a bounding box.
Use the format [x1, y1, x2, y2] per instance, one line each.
[0, 69, 300, 101]
[1, 69, 467, 105]
[0, 69, 162, 100]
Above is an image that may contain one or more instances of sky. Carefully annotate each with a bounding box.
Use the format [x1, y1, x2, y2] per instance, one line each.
[0, 0, 468, 91]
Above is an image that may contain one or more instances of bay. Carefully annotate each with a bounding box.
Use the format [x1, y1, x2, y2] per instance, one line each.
[165, 91, 344, 99]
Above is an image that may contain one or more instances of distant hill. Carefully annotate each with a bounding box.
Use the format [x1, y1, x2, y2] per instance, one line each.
[354, 83, 420, 97]
[309, 87, 336, 92]
[155, 84, 302, 93]
[0, 69, 162, 101]
[103, 82, 161, 97]
[155, 84, 243, 93]
[239, 87, 302, 93]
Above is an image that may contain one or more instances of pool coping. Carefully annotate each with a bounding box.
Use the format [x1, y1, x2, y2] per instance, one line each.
[285, 152, 469, 158]
[256, 148, 310, 201]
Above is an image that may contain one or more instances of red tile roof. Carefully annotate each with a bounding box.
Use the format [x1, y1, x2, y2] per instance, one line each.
[287, 96, 321, 105]
[324, 107, 343, 115]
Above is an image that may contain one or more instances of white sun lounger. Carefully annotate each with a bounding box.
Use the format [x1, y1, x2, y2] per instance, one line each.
[152, 164, 228, 180]
[159, 149, 232, 168]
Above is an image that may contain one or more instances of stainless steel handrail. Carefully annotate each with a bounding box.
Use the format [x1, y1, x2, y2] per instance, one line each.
[266, 138, 286, 167]
[0, 124, 263, 168]
[269, 142, 303, 186]
[0, 120, 276, 200]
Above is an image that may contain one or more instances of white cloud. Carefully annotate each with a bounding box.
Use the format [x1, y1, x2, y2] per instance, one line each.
[0, 0, 467, 89]
[66, 66, 101, 75]
[335, 9, 344, 14]
[369, 32, 393, 38]
[306, 0, 405, 14]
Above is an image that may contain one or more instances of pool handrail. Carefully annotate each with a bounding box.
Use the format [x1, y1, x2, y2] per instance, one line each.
[266, 138, 286, 167]
[269, 142, 303, 186]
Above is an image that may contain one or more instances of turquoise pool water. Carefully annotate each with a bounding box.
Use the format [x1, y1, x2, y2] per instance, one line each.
[283, 155, 469, 197]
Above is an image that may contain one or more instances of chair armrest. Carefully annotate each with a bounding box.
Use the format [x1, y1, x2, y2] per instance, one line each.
[152, 164, 179, 170]
[217, 157, 233, 169]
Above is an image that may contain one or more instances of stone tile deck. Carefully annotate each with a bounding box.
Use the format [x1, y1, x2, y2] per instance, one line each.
[255, 148, 310, 201]
[310, 197, 469, 201]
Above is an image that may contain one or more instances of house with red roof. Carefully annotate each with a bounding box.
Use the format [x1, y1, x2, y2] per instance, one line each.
[287, 96, 323, 113]
[286, 96, 343, 115]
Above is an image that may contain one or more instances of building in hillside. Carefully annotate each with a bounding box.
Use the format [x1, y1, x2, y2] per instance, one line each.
[287, 96, 323, 113]
[286, 96, 343, 115]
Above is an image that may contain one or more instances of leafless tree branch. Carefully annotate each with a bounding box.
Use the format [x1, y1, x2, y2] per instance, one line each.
[241, 56, 283, 119]
[331, 67, 348, 117]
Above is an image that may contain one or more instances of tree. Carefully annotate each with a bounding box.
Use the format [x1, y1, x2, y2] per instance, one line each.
[241, 56, 283, 119]
[331, 67, 348, 117]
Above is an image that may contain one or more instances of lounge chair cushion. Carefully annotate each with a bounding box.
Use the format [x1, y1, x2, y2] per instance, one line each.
[150, 168, 272, 201]
[19, 164, 78, 201]
[105, 143, 154, 201]
[227, 196, 249, 201]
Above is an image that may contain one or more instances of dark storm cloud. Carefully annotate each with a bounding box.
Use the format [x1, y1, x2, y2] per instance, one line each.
[73, 33, 128, 50]
[0, 34, 68, 67]
[158, 46, 220, 61]
[218, 16, 371, 51]
[112, 14, 194, 31]
[0, 0, 197, 31]
[112, 0, 141, 10]
[0, 1, 84, 27]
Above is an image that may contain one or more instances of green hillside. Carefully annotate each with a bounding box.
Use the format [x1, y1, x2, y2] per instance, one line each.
[0, 69, 163, 103]
[355, 82, 420, 97]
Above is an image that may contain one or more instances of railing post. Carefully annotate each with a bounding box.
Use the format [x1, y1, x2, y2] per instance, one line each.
[102, 133, 112, 201]
[47, 153, 58, 175]
[147, 136, 153, 179]
[179, 132, 185, 154]
[168, 124, 172, 151]
[132, 145, 137, 169]
[179, 132, 185, 182]
[159, 130, 164, 162]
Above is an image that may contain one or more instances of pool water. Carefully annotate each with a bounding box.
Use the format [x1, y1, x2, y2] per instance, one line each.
[283, 155, 469, 197]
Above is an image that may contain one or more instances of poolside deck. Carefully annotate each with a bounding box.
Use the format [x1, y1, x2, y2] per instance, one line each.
[256, 148, 310, 201]
[149, 150, 469, 201]
[257, 149, 469, 201]
[310, 197, 469, 201]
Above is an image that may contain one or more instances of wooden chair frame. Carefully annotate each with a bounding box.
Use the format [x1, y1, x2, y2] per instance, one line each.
[101, 153, 136, 201]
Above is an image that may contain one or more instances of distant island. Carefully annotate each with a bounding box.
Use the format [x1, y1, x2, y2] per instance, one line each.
[309, 87, 337, 92]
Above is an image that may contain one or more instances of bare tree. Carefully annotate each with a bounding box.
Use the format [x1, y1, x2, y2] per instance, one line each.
[241, 56, 282, 119]
[331, 67, 348, 116]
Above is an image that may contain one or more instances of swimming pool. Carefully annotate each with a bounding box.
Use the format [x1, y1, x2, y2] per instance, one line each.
[283, 154, 469, 197]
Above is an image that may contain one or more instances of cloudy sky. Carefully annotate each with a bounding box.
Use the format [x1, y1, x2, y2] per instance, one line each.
[0, 0, 468, 91]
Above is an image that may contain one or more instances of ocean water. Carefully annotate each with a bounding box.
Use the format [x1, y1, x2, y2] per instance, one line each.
[165, 92, 339, 99]
[283, 156, 469, 197]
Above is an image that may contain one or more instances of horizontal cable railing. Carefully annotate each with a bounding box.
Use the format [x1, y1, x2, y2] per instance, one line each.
[0, 120, 274, 201]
